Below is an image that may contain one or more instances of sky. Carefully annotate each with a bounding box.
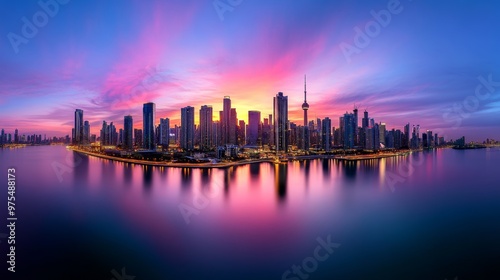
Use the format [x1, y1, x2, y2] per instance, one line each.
[1, 0, 500, 141]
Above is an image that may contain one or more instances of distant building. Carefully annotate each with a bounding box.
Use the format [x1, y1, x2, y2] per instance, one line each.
[159, 118, 170, 148]
[134, 128, 143, 148]
[247, 110, 261, 146]
[124, 115, 133, 150]
[343, 112, 355, 149]
[199, 105, 213, 150]
[403, 123, 410, 149]
[74, 109, 83, 145]
[220, 96, 232, 145]
[143, 102, 156, 150]
[83, 120, 90, 144]
[379, 122, 386, 146]
[322, 117, 332, 151]
[181, 106, 195, 151]
[237, 120, 246, 146]
[230, 108, 237, 145]
[274, 92, 288, 153]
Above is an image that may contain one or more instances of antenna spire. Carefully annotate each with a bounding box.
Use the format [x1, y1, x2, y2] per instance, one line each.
[304, 75, 307, 102]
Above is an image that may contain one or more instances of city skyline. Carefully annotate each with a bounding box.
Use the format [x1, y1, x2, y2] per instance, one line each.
[1, 1, 500, 141]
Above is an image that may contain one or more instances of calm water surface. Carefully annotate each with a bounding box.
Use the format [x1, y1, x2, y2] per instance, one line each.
[1, 145, 499, 279]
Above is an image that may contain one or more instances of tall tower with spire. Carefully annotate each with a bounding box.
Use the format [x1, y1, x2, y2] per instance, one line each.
[302, 75, 310, 151]
[302, 75, 309, 125]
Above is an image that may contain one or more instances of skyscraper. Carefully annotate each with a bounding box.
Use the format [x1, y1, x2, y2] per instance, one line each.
[247, 110, 261, 146]
[322, 117, 332, 152]
[124, 115, 133, 150]
[403, 123, 410, 149]
[274, 92, 288, 153]
[159, 118, 170, 148]
[379, 122, 386, 146]
[100, 121, 108, 146]
[199, 105, 213, 150]
[83, 120, 90, 144]
[134, 129, 143, 147]
[353, 106, 358, 146]
[237, 119, 245, 146]
[343, 113, 355, 149]
[230, 108, 237, 145]
[181, 106, 195, 151]
[222, 96, 232, 145]
[74, 109, 83, 145]
[143, 102, 156, 150]
[302, 75, 310, 151]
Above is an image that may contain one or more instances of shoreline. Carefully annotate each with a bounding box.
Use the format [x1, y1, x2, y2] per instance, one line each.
[68, 147, 414, 169]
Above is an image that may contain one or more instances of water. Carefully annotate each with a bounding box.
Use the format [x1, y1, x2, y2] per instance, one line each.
[0, 145, 499, 279]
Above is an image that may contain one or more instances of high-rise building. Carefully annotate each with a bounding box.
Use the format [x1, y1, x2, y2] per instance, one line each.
[134, 129, 142, 147]
[411, 124, 420, 149]
[262, 118, 271, 146]
[302, 75, 310, 151]
[322, 117, 332, 152]
[124, 115, 133, 150]
[339, 116, 345, 147]
[353, 107, 358, 146]
[100, 121, 108, 146]
[83, 120, 90, 144]
[247, 111, 261, 146]
[343, 113, 355, 149]
[230, 108, 237, 145]
[394, 129, 402, 149]
[143, 102, 156, 150]
[212, 121, 221, 147]
[74, 109, 83, 145]
[274, 92, 288, 153]
[373, 123, 380, 150]
[199, 105, 213, 150]
[426, 130, 433, 148]
[379, 122, 386, 146]
[181, 106, 195, 151]
[403, 123, 410, 149]
[237, 120, 246, 146]
[221, 96, 232, 145]
[362, 110, 369, 129]
[159, 118, 170, 148]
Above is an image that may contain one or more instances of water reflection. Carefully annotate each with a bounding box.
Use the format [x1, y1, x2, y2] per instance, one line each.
[249, 163, 260, 181]
[72, 152, 89, 183]
[123, 163, 133, 186]
[341, 160, 357, 179]
[181, 168, 192, 186]
[143, 165, 153, 189]
[275, 164, 288, 202]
